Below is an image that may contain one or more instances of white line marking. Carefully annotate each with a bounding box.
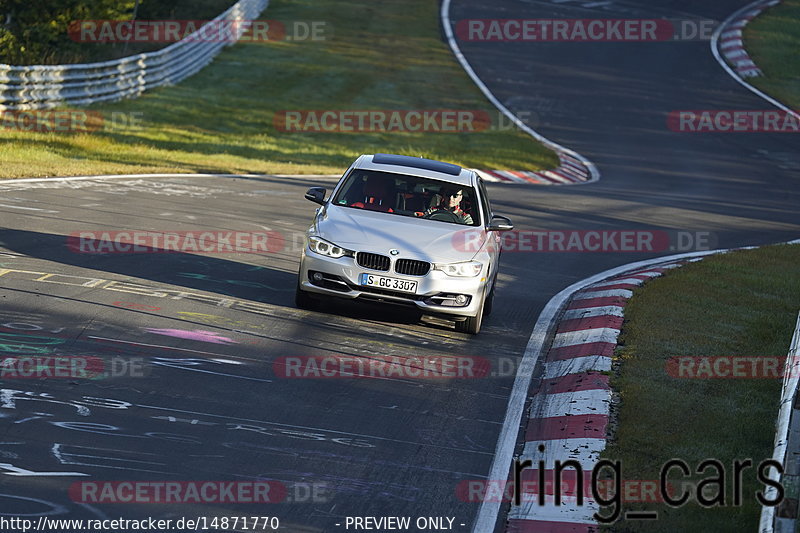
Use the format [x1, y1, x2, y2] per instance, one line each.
[0, 462, 88, 477]
[440, 0, 600, 184]
[52, 444, 172, 474]
[87, 336, 236, 357]
[0, 204, 58, 213]
[135, 403, 493, 454]
[151, 360, 271, 383]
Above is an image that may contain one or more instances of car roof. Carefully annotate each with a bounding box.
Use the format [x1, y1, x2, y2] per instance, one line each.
[354, 154, 475, 186]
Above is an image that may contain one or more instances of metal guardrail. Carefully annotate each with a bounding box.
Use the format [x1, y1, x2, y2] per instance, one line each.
[761, 310, 800, 533]
[0, 0, 268, 110]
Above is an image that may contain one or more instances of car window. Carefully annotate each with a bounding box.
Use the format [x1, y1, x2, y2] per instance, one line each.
[331, 169, 480, 226]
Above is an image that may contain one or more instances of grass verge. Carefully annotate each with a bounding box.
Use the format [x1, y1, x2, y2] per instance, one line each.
[744, 0, 800, 109]
[600, 243, 800, 532]
[0, 0, 557, 178]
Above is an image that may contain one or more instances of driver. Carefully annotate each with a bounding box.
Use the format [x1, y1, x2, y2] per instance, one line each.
[424, 187, 473, 224]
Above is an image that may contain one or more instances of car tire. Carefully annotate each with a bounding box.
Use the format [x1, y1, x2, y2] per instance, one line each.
[295, 280, 320, 310]
[455, 291, 484, 335]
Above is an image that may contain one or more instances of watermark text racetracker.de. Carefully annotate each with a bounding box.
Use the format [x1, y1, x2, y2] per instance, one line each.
[68, 479, 328, 505]
[432, 353, 800, 381]
[456, 18, 719, 42]
[273, 355, 490, 379]
[0, 355, 147, 380]
[68, 231, 284, 254]
[69, 480, 285, 504]
[453, 229, 717, 253]
[69, 19, 329, 42]
[69, 229, 716, 255]
[1, 516, 280, 533]
[667, 355, 800, 378]
[274, 109, 495, 133]
[668, 110, 800, 133]
[273, 109, 542, 133]
[1, 111, 144, 134]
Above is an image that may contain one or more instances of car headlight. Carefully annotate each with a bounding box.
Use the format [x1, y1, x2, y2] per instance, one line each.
[434, 260, 483, 277]
[308, 236, 348, 258]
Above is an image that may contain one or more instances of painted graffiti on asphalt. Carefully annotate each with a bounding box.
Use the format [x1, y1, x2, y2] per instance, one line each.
[0, 388, 377, 449]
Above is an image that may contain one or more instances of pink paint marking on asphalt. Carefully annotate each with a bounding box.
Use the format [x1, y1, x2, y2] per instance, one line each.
[143, 328, 238, 345]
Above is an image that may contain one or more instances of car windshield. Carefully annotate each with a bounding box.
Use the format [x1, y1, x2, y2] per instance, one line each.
[330, 169, 480, 226]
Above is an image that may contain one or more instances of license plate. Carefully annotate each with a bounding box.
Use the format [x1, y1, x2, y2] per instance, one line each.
[359, 273, 418, 294]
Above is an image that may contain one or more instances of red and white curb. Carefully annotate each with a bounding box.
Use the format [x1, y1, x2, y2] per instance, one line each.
[712, 0, 799, 126]
[475, 154, 592, 185]
[504, 263, 687, 532]
[468, 249, 724, 533]
[717, 0, 780, 78]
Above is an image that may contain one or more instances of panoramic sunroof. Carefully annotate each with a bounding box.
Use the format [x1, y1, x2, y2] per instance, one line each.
[372, 153, 462, 176]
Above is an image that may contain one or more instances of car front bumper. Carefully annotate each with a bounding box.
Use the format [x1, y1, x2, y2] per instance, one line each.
[298, 248, 487, 318]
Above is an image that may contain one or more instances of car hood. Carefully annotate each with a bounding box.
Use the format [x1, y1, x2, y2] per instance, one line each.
[315, 205, 485, 262]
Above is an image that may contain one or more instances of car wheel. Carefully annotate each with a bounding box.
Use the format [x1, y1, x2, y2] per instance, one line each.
[295, 280, 320, 310]
[455, 291, 484, 335]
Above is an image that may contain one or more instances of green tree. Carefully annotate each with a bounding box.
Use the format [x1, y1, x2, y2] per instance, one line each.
[0, 0, 137, 64]
[0, 0, 237, 65]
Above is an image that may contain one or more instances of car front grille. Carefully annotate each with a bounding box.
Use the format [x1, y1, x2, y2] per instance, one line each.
[395, 259, 431, 276]
[356, 252, 390, 271]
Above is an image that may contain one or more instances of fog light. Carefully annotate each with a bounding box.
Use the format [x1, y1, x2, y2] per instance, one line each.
[455, 295, 467, 305]
[313, 272, 324, 281]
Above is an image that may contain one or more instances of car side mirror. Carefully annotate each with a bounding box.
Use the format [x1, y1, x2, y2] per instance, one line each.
[305, 187, 327, 205]
[488, 215, 513, 231]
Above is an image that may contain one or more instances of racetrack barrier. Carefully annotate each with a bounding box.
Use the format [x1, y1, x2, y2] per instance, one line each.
[760, 310, 800, 532]
[0, 0, 267, 110]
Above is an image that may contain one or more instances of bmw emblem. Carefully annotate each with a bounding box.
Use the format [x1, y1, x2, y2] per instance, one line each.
[389, 249, 400, 255]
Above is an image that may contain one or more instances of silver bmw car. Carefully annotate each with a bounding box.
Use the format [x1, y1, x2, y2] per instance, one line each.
[295, 153, 513, 334]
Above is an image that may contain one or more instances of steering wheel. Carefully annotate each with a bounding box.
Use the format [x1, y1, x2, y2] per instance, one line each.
[423, 209, 462, 223]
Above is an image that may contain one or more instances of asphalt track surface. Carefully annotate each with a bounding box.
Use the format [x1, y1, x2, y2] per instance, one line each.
[0, 1, 798, 532]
